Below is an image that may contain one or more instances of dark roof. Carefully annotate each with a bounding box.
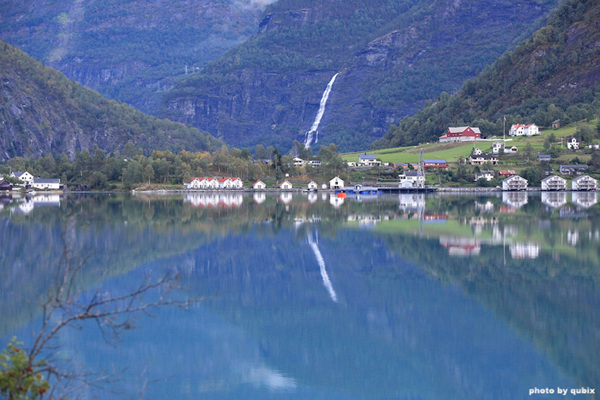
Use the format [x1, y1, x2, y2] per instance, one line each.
[33, 178, 60, 184]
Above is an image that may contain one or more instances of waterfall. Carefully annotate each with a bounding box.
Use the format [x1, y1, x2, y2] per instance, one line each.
[304, 73, 339, 148]
[307, 232, 338, 303]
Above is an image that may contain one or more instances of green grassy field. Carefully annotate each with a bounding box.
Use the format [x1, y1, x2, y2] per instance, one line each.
[343, 121, 596, 165]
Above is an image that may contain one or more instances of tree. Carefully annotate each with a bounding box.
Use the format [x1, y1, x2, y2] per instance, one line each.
[0, 225, 188, 399]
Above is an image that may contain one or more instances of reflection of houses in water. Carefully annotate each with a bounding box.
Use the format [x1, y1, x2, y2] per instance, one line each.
[469, 216, 497, 235]
[329, 193, 344, 208]
[439, 236, 481, 256]
[423, 214, 448, 224]
[502, 191, 528, 209]
[398, 193, 425, 212]
[541, 192, 568, 208]
[567, 230, 579, 246]
[559, 206, 587, 219]
[280, 192, 293, 204]
[184, 193, 243, 208]
[572, 191, 597, 208]
[253, 193, 266, 204]
[492, 225, 518, 243]
[510, 243, 540, 259]
[33, 194, 61, 206]
[475, 200, 495, 213]
[307, 192, 318, 203]
[347, 214, 388, 229]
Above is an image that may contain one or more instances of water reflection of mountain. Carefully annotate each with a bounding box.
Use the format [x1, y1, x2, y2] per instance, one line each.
[159, 229, 571, 399]
[2, 193, 599, 398]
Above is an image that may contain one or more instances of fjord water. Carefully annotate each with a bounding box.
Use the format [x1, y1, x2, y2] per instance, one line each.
[1, 192, 598, 399]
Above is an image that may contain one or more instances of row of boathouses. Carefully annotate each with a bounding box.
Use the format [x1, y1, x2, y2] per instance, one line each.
[502, 174, 598, 191]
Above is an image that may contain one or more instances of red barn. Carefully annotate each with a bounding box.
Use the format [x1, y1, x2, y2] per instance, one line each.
[439, 126, 481, 143]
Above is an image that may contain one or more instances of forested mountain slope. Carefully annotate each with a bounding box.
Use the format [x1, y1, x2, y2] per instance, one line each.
[161, 0, 560, 152]
[0, 0, 268, 114]
[374, 0, 600, 148]
[0, 41, 222, 160]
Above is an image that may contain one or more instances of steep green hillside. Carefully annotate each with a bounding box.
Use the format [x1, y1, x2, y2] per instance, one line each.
[374, 0, 600, 148]
[162, 0, 560, 152]
[0, 0, 267, 114]
[0, 41, 222, 160]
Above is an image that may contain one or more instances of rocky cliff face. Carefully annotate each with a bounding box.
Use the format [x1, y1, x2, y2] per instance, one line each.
[0, 0, 268, 114]
[162, 0, 560, 152]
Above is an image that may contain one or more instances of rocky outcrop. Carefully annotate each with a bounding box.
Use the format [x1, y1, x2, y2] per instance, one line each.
[164, 0, 560, 152]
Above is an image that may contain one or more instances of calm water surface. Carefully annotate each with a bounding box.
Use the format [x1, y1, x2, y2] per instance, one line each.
[0, 192, 598, 399]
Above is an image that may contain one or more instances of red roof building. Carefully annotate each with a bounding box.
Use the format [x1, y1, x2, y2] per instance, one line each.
[439, 126, 481, 143]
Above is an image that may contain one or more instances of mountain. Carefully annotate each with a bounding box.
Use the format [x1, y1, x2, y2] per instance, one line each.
[0, 0, 269, 114]
[161, 0, 561, 153]
[374, 0, 600, 148]
[0, 41, 222, 160]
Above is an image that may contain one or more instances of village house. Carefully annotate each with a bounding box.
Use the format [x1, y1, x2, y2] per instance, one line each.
[468, 154, 498, 166]
[308, 157, 322, 168]
[423, 159, 449, 169]
[293, 157, 306, 167]
[540, 175, 567, 191]
[571, 175, 597, 191]
[32, 178, 61, 190]
[358, 154, 381, 167]
[10, 171, 34, 185]
[566, 136, 579, 150]
[399, 171, 425, 189]
[509, 124, 540, 136]
[471, 148, 483, 156]
[474, 170, 495, 182]
[552, 119, 561, 129]
[504, 145, 518, 154]
[218, 177, 233, 189]
[253, 180, 266, 190]
[498, 170, 516, 177]
[307, 181, 319, 191]
[502, 175, 528, 191]
[537, 154, 551, 162]
[279, 180, 293, 190]
[439, 126, 482, 143]
[492, 141, 505, 154]
[559, 164, 588, 175]
[329, 176, 345, 190]
[0, 179, 13, 192]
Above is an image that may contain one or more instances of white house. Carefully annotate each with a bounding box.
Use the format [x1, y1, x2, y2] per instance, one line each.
[502, 175, 528, 191]
[492, 141, 505, 154]
[10, 171, 34, 185]
[253, 180, 267, 190]
[572, 175, 597, 191]
[504, 146, 518, 154]
[472, 148, 483, 156]
[230, 177, 244, 189]
[358, 154, 381, 167]
[509, 124, 540, 136]
[399, 171, 425, 189]
[279, 180, 293, 190]
[293, 157, 306, 167]
[329, 176, 345, 189]
[307, 181, 318, 191]
[218, 177, 233, 189]
[474, 170, 495, 182]
[541, 175, 567, 191]
[567, 136, 580, 150]
[32, 178, 60, 190]
[308, 158, 322, 168]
